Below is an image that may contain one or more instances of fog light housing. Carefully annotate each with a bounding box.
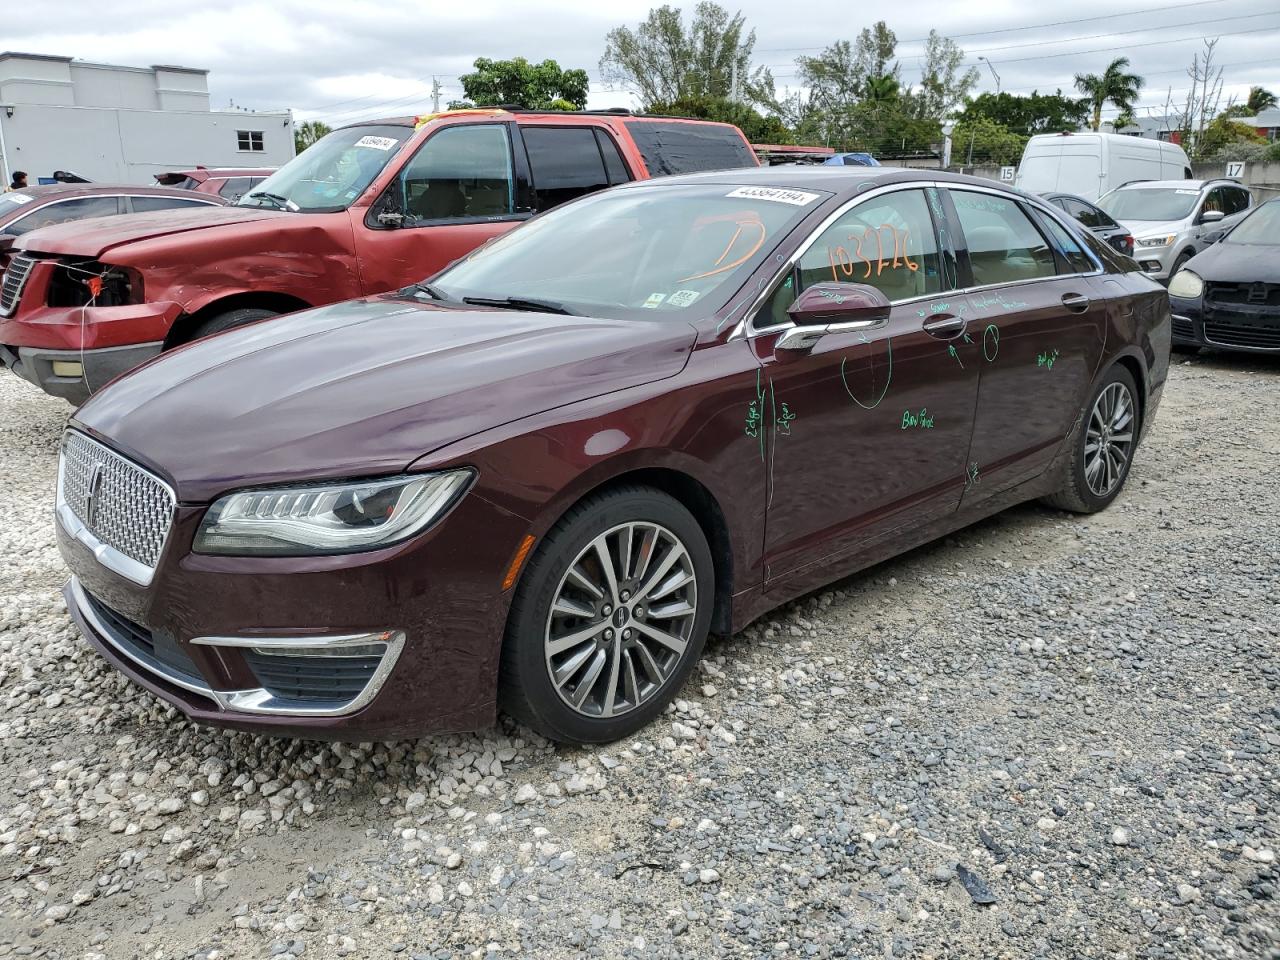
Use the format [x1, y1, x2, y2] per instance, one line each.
[192, 630, 404, 716]
[51, 360, 83, 378]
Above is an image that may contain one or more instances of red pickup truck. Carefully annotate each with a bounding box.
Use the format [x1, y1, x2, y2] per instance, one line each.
[1, 109, 757, 402]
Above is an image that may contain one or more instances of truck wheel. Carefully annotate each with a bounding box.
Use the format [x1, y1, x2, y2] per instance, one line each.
[191, 308, 277, 341]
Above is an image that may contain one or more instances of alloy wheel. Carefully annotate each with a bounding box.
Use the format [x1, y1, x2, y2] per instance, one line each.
[543, 522, 698, 719]
[1084, 382, 1136, 497]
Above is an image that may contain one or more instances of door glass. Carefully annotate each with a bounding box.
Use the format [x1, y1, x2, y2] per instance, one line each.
[523, 127, 610, 209]
[1033, 210, 1096, 274]
[397, 124, 514, 223]
[951, 190, 1057, 286]
[1200, 187, 1226, 216]
[7, 196, 121, 235]
[795, 189, 942, 302]
[131, 196, 211, 213]
[217, 177, 253, 200]
[1225, 188, 1250, 215]
[1065, 198, 1102, 228]
[594, 129, 632, 185]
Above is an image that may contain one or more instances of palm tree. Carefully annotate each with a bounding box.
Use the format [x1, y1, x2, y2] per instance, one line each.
[1246, 86, 1278, 114]
[1074, 58, 1145, 132]
[861, 74, 900, 105]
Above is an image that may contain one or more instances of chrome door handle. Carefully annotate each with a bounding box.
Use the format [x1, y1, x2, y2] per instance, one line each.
[922, 314, 966, 339]
[1061, 293, 1090, 313]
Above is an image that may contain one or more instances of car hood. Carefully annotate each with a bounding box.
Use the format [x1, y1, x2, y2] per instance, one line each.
[1183, 240, 1280, 285]
[15, 206, 290, 257]
[73, 298, 697, 502]
[1116, 218, 1184, 240]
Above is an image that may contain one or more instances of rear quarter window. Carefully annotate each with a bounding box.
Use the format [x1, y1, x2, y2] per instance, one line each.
[622, 120, 756, 177]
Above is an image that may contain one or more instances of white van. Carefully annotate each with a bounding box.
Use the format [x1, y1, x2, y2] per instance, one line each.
[1014, 133, 1191, 201]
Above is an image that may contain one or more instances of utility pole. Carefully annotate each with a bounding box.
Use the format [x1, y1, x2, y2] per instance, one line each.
[431, 77, 441, 114]
[978, 56, 1001, 95]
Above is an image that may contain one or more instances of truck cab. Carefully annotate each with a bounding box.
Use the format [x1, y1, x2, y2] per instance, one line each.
[0, 109, 757, 403]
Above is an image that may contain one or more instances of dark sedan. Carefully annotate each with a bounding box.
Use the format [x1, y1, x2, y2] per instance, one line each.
[1168, 198, 1280, 353]
[0, 184, 224, 268]
[55, 168, 1170, 744]
[1042, 192, 1134, 256]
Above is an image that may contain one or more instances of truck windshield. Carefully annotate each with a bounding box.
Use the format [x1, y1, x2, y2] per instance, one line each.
[237, 124, 411, 213]
[427, 183, 826, 321]
[1098, 188, 1199, 222]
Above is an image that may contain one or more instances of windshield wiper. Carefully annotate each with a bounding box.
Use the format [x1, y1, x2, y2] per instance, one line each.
[401, 281, 452, 301]
[462, 296, 576, 316]
[241, 191, 295, 211]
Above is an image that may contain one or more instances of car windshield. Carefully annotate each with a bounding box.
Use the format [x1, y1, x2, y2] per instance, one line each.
[1224, 200, 1280, 245]
[428, 183, 826, 320]
[236, 124, 411, 213]
[1098, 187, 1199, 222]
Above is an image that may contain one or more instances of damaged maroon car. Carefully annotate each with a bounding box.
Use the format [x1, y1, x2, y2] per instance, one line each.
[57, 168, 1169, 744]
[1, 109, 757, 403]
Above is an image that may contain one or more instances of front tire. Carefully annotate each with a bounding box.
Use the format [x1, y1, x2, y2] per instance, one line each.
[499, 486, 714, 744]
[190, 307, 277, 341]
[1043, 365, 1140, 514]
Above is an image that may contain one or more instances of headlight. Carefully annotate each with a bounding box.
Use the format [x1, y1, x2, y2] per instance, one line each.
[194, 470, 473, 556]
[1136, 235, 1176, 248]
[1167, 270, 1204, 299]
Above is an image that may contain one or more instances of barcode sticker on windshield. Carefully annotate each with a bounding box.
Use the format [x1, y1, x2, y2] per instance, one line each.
[3, 193, 33, 204]
[726, 186, 820, 206]
[354, 135, 398, 151]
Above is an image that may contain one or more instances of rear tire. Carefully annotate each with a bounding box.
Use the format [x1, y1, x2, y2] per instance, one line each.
[499, 486, 713, 745]
[1042, 365, 1140, 514]
[190, 307, 277, 341]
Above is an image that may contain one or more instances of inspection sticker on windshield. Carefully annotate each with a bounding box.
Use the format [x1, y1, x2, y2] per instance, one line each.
[1175, 189, 1199, 195]
[668, 289, 701, 307]
[354, 135, 398, 151]
[2, 193, 32, 205]
[725, 186, 820, 206]
[643, 293, 666, 309]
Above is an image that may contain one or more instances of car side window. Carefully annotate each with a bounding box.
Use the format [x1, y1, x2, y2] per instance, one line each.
[1032, 209, 1095, 274]
[1200, 187, 1226, 216]
[217, 177, 253, 200]
[396, 124, 514, 224]
[950, 190, 1057, 287]
[1064, 198, 1102, 229]
[595, 129, 632, 186]
[523, 127, 612, 209]
[130, 196, 213, 213]
[7, 196, 123, 236]
[1224, 187, 1250, 215]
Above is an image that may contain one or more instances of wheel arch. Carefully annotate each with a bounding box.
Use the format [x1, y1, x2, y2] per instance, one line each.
[164, 291, 313, 349]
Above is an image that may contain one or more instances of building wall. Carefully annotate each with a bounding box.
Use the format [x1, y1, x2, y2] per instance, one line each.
[0, 104, 294, 184]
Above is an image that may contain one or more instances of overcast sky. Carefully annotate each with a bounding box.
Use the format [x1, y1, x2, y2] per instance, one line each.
[8, 0, 1280, 128]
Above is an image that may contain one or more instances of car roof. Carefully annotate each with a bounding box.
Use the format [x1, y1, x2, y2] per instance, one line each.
[5, 183, 222, 201]
[1118, 179, 1235, 191]
[615, 165, 1024, 196]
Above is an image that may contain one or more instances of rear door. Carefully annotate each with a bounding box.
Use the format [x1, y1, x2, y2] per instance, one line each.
[350, 122, 529, 294]
[947, 187, 1108, 499]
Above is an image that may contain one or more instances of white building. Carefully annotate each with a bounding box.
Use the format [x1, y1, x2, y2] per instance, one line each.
[0, 51, 294, 186]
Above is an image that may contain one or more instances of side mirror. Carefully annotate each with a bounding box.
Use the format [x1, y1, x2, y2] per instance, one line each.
[1203, 229, 1225, 244]
[1199, 209, 1225, 224]
[776, 282, 890, 353]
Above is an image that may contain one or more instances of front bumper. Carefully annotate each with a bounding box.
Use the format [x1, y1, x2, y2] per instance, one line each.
[1, 341, 162, 403]
[1170, 297, 1280, 353]
[1134, 245, 1176, 282]
[57, 482, 531, 740]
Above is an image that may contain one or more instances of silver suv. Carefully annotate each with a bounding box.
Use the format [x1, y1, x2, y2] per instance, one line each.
[1097, 179, 1253, 282]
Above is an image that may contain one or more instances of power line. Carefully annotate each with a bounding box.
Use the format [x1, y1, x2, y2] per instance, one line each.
[756, 0, 1230, 52]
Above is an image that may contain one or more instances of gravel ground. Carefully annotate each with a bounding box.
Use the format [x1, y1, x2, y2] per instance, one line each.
[0, 352, 1276, 960]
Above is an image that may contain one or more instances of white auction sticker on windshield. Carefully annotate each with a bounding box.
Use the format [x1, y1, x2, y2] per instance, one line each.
[725, 186, 820, 205]
[1175, 189, 1199, 195]
[354, 135, 398, 151]
[3, 193, 33, 205]
[668, 289, 701, 307]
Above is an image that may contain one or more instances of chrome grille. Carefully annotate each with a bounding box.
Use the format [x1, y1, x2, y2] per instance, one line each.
[58, 431, 175, 570]
[0, 254, 36, 316]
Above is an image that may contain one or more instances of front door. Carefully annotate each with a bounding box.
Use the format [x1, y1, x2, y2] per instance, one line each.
[946, 187, 1108, 497]
[350, 123, 529, 295]
[751, 186, 980, 584]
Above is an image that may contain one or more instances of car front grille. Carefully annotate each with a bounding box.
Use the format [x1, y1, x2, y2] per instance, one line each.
[1206, 282, 1280, 308]
[1203, 318, 1280, 350]
[58, 430, 175, 572]
[0, 254, 36, 316]
[243, 649, 383, 703]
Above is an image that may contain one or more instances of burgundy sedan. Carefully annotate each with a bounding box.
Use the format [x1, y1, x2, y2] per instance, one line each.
[55, 168, 1170, 744]
[0, 184, 224, 268]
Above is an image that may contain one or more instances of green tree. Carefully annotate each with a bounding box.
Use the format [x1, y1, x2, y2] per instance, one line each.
[957, 91, 1088, 136]
[951, 117, 1028, 166]
[1247, 86, 1278, 113]
[452, 57, 588, 110]
[601, 3, 774, 109]
[1195, 114, 1265, 160]
[648, 96, 792, 143]
[293, 119, 331, 154]
[913, 31, 979, 120]
[1073, 57, 1144, 132]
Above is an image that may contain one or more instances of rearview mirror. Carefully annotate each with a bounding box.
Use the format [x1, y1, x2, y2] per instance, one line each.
[1199, 209, 1225, 224]
[776, 282, 891, 353]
